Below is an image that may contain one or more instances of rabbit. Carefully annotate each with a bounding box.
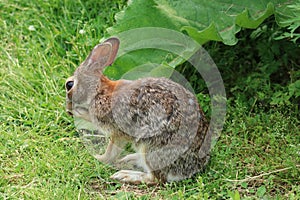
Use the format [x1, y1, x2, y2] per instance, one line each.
[65, 37, 210, 184]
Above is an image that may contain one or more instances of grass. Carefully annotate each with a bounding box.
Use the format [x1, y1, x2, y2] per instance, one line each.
[0, 0, 299, 199]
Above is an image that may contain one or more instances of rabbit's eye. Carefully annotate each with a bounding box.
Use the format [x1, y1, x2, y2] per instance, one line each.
[66, 81, 74, 91]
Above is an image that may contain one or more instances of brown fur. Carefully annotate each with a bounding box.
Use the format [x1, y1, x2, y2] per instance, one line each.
[65, 38, 211, 184]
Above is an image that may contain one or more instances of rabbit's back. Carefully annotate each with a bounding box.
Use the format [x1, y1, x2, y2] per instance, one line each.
[111, 77, 201, 139]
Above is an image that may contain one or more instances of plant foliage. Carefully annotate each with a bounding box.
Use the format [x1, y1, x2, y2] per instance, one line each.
[105, 0, 300, 79]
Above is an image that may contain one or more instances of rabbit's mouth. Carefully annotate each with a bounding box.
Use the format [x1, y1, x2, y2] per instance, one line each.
[66, 98, 90, 121]
[71, 105, 91, 121]
[67, 110, 73, 116]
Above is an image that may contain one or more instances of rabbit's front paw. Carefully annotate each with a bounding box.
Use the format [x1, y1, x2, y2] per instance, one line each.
[110, 170, 156, 185]
[95, 154, 111, 164]
[94, 139, 125, 164]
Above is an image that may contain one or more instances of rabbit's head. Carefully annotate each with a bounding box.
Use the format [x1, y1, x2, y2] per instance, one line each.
[65, 38, 120, 120]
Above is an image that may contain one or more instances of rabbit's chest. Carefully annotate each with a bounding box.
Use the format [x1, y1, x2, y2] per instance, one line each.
[96, 123, 114, 137]
[90, 94, 114, 123]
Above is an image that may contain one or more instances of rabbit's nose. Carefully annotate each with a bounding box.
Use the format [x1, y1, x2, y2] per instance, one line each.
[66, 101, 73, 116]
[67, 91, 73, 101]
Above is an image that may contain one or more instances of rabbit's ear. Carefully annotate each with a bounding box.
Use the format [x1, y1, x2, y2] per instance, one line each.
[103, 37, 120, 65]
[84, 37, 120, 71]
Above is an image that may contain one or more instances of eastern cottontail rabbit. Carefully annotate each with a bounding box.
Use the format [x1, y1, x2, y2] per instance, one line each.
[65, 37, 210, 184]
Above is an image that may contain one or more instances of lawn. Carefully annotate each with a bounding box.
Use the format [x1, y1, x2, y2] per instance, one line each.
[0, 0, 299, 199]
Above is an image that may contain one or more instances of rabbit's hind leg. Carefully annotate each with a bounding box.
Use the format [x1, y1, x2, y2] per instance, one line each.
[117, 153, 146, 170]
[110, 170, 156, 184]
[112, 145, 157, 184]
[117, 144, 151, 171]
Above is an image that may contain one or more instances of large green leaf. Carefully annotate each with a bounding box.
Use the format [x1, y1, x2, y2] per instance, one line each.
[105, 0, 299, 79]
[108, 0, 298, 44]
